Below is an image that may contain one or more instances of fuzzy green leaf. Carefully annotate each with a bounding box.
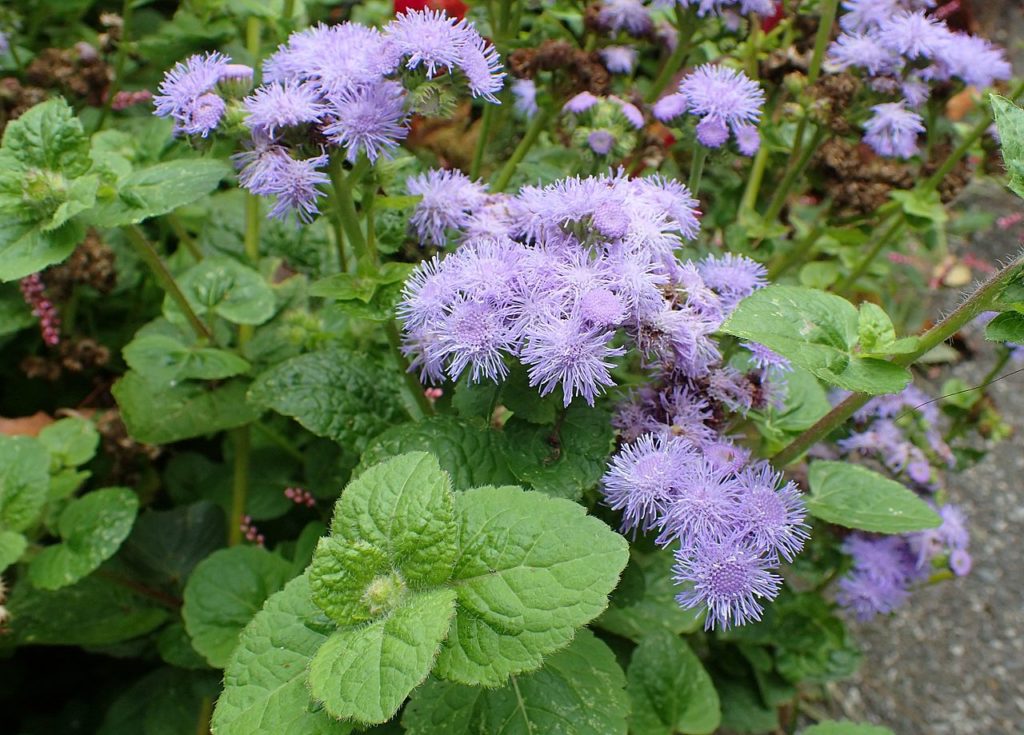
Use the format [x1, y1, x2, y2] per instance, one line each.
[359, 416, 516, 489]
[992, 94, 1024, 200]
[113, 372, 262, 445]
[249, 347, 407, 453]
[627, 630, 720, 735]
[403, 630, 629, 735]
[807, 461, 941, 533]
[182, 546, 293, 668]
[28, 487, 139, 590]
[211, 574, 353, 735]
[0, 435, 51, 531]
[984, 311, 1024, 343]
[434, 485, 629, 686]
[308, 587, 458, 724]
[166, 256, 276, 326]
[721, 286, 911, 395]
[0, 529, 27, 572]
[0, 218, 85, 282]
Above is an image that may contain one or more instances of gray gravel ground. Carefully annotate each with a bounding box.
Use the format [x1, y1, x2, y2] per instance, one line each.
[823, 181, 1024, 735]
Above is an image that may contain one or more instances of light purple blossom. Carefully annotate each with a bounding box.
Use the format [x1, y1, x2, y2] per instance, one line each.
[407, 169, 489, 246]
[243, 81, 326, 137]
[564, 91, 600, 114]
[521, 317, 625, 406]
[614, 97, 645, 128]
[652, 93, 688, 122]
[601, 434, 695, 533]
[234, 143, 330, 223]
[674, 539, 783, 630]
[679, 64, 764, 153]
[875, 10, 949, 59]
[836, 533, 922, 620]
[154, 52, 230, 135]
[602, 46, 639, 74]
[697, 253, 766, 312]
[598, 0, 654, 36]
[263, 23, 388, 93]
[512, 78, 538, 118]
[827, 32, 900, 76]
[674, 0, 776, 16]
[735, 463, 808, 561]
[323, 81, 408, 163]
[863, 101, 924, 159]
[587, 130, 617, 155]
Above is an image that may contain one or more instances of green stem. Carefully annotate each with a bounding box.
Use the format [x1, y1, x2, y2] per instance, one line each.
[124, 225, 213, 342]
[385, 320, 434, 419]
[167, 213, 202, 261]
[228, 427, 251, 546]
[497, 0, 514, 38]
[772, 255, 1024, 467]
[94, 0, 134, 131]
[280, 0, 296, 38]
[244, 196, 260, 262]
[363, 177, 377, 254]
[688, 146, 708, 195]
[645, 7, 695, 104]
[328, 155, 369, 261]
[471, 105, 495, 180]
[767, 224, 823, 280]
[493, 105, 553, 192]
[761, 121, 823, 227]
[806, 0, 839, 86]
[741, 142, 770, 213]
[245, 17, 262, 61]
[833, 215, 904, 294]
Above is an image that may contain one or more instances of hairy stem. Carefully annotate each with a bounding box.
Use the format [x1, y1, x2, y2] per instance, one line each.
[167, 213, 202, 261]
[124, 225, 213, 342]
[644, 7, 695, 104]
[328, 155, 369, 261]
[760, 122, 824, 228]
[688, 146, 708, 195]
[493, 105, 553, 192]
[385, 321, 434, 419]
[772, 256, 1024, 467]
[741, 143, 770, 213]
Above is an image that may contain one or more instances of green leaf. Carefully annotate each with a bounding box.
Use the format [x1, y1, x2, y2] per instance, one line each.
[0, 217, 85, 282]
[0, 434, 51, 531]
[0, 529, 27, 571]
[721, 285, 912, 395]
[183, 546, 293, 668]
[167, 256, 276, 326]
[984, 311, 1024, 343]
[8, 571, 167, 646]
[802, 722, 896, 735]
[359, 416, 516, 489]
[120, 501, 224, 589]
[157, 622, 212, 671]
[435, 485, 629, 686]
[37, 416, 100, 468]
[597, 549, 704, 641]
[28, 487, 139, 590]
[311, 453, 457, 620]
[403, 631, 629, 735]
[890, 190, 947, 227]
[308, 587, 458, 724]
[716, 676, 779, 734]
[503, 404, 615, 500]
[992, 94, 1024, 199]
[87, 159, 231, 227]
[211, 574, 353, 735]
[249, 347, 407, 453]
[113, 372, 262, 445]
[310, 262, 413, 302]
[857, 302, 896, 354]
[807, 461, 940, 533]
[0, 282, 35, 338]
[99, 668, 221, 735]
[1, 98, 90, 174]
[124, 334, 252, 381]
[627, 630, 720, 735]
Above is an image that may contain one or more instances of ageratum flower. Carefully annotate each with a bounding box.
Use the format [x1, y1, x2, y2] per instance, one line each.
[875, 9, 949, 60]
[385, 9, 504, 101]
[674, 539, 783, 630]
[243, 81, 326, 138]
[406, 169, 489, 246]
[836, 534, 921, 620]
[511, 78, 538, 118]
[673, 0, 777, 16]
[601, 434, 696, 533]
[734, 463, 808, 561]
[597, 0, 654, 36]
[263, 23, 389, 93]
[679, 64, 765, 153]
[520, 317, 626, 406]
[601, 46, 639, 74]
[153, 52, 230, 136]
[323, 81, 409, 163]
[863, 101, 924, 159]
[652, 92, 688, 123]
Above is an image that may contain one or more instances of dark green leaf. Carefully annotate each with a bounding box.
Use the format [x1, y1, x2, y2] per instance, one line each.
[984, 311, 1024, 343]
[120, 501, 225, 589]
[124, 334, 252, 381]
[166, 256, 276, 326]
[0, 435, 50, 531]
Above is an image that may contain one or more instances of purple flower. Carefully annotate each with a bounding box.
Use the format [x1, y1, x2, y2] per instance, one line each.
[743, 342, 791, 373]
[839, 0, 908, 33]
[512, 78, 538, 118]
[588, 130, 617, 155]
[385, 10, 504, 102]
[154, 52, 230, 134]
[863, 101, 924, 159]
[264, 23, 388, 93]
[674, 539, 783, 630]
[836, 533, 922, 619]
[564, 91, 600, 114]
[675, 0, 777, 16]
[924, 33, 1012, 89]
[827, 32, 901, 76]
[234, 143, 330, 223]
[679, 64, 764, 152]
[836, 570, 909, 620]
[436, 297, 517, 382]
[243, 81, 326, 137]
[598, 0, 654, 36]
[614, 97, 645, 128]
[876, 10, 949, 59]
[601, 434, 696, 533]
[323, 81, 408, 163]
[734, 463, 808, 561]
[949, 549, 972, 576]
[602, 46, 638, 74]
[697, 253, 766, 311]
[521, 317, 625, 406]
[397, 255, 456, 333]
[656, 456, 743, 547]
[407, 169, 489, 246]
[578, 287, 626, 327]
[652, 93, 688, 123]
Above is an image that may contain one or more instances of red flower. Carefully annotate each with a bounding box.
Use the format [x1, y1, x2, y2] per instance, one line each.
[760, 2, 785, 33]
[394, 0, 468, 19]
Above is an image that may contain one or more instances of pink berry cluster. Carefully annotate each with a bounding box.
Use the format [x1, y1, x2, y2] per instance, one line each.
[20, 273, 61, 346]
[284, 486, 316, 508]
[111, 89, 154, 111]
[424, 387, 444, 400]
[239, 515, 265, 546]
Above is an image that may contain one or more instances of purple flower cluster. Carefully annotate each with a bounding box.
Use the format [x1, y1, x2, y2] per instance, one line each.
[827, 2, 1011, 157]
[597, 0, 654, 37]
[837, 504, 971, 620]
[398, 171, 766, 406]
[154, 11, 503, 222]
[654, 64, 765, 155]
[563, 93, 645, 156]
[835, 384, 954, 488]
[669, 0, 777, 17]
[601, 434, 807, 629]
